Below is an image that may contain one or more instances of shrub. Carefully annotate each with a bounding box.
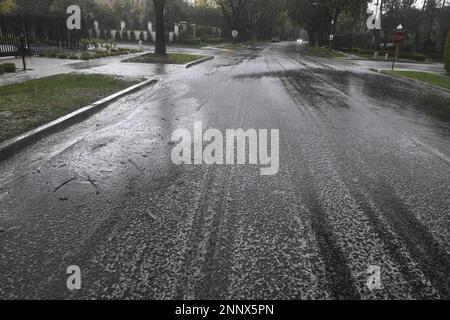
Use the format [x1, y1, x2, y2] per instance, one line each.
[382, 50, 426, 61]
[178, 38, 202, 45]
[445, 31, 450, 72]
[80, 51, 90, 60]
[398, 52, 426, 61]
[57, 53, 67, 59]
[91, 38, 101, 49]
[115, 31, 121, 42]
[197, 25, 212, 38]
[80, 38, 90, 50]
[339, 47, 427, 62]
[201, 37, 225, 44]
[94, 52, 106, 58]
[104, 40, 113, 52]
[0, 65, 4, 75]
[69, 54, 79, 59]
[1, 63, 16, 73]
[44, 49, 58, 58]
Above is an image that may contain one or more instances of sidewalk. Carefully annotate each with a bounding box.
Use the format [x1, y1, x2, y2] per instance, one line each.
[0, 56, 77, 86]
[0, 46, 217, 87]
[0, 53, 154, 86]
[343, 54, 446, 75]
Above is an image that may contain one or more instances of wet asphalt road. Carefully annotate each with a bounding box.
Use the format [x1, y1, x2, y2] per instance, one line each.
[0, 42, 449, 300]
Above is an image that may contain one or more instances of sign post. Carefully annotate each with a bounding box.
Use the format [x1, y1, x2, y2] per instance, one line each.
[392, 29, 405, 71]
[20, 32, 27, 71]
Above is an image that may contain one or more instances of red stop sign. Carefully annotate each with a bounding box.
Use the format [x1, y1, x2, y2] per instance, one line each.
[393, 31, 405, 44]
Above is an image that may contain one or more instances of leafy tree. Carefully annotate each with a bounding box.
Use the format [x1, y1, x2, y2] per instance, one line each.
[165, 0, 189, 26]
[287, 0, 367, 46]
[112, 0, 144, 29]
[214, 0, 253, 39]
[187, 4, 226, 30]
[93, 3, 120, 30]
[213, 0, 294, 40]
[0, 0, 15, 14]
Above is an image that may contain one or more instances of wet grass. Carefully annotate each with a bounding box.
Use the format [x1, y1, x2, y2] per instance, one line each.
[383, 70, 450, 90]
[169, 40, 228, 49]
[220, 41, 266, 51]
[309, 46, 346, 58]
[0, 74, 138, 142]
[350, 52, 428, 63]
[124, 52, 206, 65]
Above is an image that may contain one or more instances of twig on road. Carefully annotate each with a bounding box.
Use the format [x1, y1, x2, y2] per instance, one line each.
[129, 159, 144, 174]
[87, 175, 100, 195]
[53, 176, 77, 193]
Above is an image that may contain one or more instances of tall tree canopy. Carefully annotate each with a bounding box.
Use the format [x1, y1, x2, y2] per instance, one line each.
[0, 0, 15, 14]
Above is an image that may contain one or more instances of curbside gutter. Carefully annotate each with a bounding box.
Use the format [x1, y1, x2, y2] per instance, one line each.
[186, 56, 214, 69]
[0, 78, 158, 162]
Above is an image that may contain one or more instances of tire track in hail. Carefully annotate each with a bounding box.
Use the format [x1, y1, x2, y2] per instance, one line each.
[196, 166, 238, 299]
[175, 55, 257, 298]
[335, 148, 450, 298]
[283, 137, 361, 299]
[175, 166, 217, 299]
[263, 49, 360, 299]
[280, 58, 450, 297]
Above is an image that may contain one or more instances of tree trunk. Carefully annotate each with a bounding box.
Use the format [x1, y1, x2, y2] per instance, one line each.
[153, 0, 166, 55]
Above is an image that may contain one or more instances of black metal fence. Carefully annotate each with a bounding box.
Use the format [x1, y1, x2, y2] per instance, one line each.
[0, 14, 90, 57]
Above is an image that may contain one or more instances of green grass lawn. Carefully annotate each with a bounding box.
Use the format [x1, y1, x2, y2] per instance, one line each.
[0, 74, 139, 142]
[349, 52, 427, 63]
[383, 70, 450, 90]
[169, 41, 227, 49]
[124, 52, 206, 64]
[309, 46, 346, 58]
[220, 41, 266, 51]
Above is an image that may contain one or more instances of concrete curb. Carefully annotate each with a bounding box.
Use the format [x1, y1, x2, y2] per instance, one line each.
[371, 69, 450, 94]
[186, 56, 214, 69]
[0, 78, 158, 162]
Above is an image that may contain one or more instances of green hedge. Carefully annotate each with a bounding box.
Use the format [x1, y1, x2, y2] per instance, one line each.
[1, 63, 16, 73]
[0, 65, 4, 75]
[80, 51, 90, 60]
[201, 37, 225, 43]
[340, 47, 426, 61]
[178, 38, 202, 45]
[445, 31, 450, 72]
